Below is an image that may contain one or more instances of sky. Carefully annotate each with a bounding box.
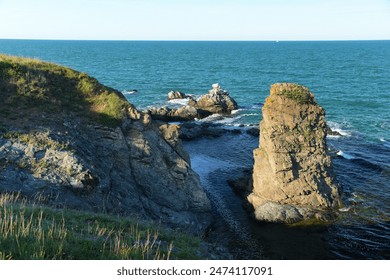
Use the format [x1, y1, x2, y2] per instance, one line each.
[0, 0, 389, 40]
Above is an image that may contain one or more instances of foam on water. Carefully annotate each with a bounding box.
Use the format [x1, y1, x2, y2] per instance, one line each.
[167, 98, 190, 106]
[337, 150, 356, 160]
[328, 121, 352, 137]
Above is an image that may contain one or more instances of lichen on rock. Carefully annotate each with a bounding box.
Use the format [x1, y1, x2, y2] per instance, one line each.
[248, 83, 341, 223]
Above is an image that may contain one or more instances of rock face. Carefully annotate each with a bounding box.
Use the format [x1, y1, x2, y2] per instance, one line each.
[248, 83, 341, 223]
[0, 55, 212, 234]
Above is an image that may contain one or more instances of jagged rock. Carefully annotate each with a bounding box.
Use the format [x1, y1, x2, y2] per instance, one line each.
[167, 91, 186, 100]
[147, 105, 211, 122]
[248, 83, 341, 223]
[149, 84, 239, 122]
[193, 84, 238, 114]
[0, 55, 213, 234]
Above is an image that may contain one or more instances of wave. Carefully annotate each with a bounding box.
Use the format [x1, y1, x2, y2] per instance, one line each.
[379, 138, 390, 149]
[337, 150, 355, 160]
[196, 113, 224, 122]
[167, 98, 190, 106]
[327, 121, 352, 137]
[231, 109, 243, 115]
[122, 89, 138, 95]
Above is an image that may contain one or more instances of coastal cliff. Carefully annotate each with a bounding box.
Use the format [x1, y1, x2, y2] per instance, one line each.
[248, 83, 341, 223]
[0, 55, 212, 234]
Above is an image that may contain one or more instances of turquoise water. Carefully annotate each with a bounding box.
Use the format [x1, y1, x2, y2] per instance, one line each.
[1, 40, 389, 259]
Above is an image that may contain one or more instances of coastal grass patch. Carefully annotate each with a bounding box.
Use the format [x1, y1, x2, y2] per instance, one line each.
[0, 193, 202, 260]
[0, 54, 130, 127]
[281, 84, 312, 104]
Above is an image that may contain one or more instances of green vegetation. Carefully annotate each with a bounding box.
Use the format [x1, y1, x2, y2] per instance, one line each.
[0, 193, 202, 260]
[281, 84, 312, 104]
[0, 54, 130, 127]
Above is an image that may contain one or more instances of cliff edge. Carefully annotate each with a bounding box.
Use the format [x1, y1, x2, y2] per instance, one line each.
[248, 83, 341, 223]
[0, 54, 212, 234]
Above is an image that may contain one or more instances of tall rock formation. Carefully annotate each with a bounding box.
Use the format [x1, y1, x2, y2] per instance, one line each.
[248, 83, 341, 223]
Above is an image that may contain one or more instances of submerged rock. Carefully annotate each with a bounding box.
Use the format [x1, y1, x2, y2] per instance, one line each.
[248, 83, 341, 223]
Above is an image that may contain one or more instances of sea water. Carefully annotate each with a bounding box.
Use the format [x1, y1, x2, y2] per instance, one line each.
[1, 40, 389, 259]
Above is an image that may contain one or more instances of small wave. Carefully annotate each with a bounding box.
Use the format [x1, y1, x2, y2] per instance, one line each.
[327, 121, 352, 137]
[241, 113, 260, 117]
[337, 150, 356, 160]
[167, 98, 190, 106]
[196, 113, 224, 122]
[231, 109, 243, 115]
[379, 138, 390, 149]
[339, 207, 351, 212]
[122, 89, 138, 95]
[327, 134, 341, 139]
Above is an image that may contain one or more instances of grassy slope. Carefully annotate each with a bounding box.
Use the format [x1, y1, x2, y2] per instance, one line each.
[0, 54, 130, 126]
[0, 55, 203, 259]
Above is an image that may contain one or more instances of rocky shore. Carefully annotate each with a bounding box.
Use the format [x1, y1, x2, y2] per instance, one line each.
[0, 55, 212, 234]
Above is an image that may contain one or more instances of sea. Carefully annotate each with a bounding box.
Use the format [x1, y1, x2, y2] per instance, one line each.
[0, 40, 389, 259]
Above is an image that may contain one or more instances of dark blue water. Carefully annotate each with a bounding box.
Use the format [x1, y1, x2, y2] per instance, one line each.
[1, 40, 389, 259]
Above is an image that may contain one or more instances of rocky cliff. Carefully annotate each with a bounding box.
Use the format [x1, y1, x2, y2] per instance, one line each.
[248, 83, 341, 223]
[0, 54, 212, 234]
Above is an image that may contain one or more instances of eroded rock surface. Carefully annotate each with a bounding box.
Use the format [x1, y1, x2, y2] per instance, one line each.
[248, 83, 341, 223]
[0, 55, 212, 234]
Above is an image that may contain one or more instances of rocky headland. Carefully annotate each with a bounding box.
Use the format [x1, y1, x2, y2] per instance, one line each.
[247, 83, 341, 223]
[0, 55, 212, 234]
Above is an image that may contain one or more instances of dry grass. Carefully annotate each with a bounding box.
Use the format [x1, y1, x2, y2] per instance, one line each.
[0, 193, 194, 260]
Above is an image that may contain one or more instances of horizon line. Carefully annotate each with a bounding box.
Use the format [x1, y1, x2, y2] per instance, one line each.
[1, 38, 389, 42]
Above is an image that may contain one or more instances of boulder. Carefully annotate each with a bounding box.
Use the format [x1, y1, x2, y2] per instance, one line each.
[193, 84, 238, 114]
[247, 83, 341, 223]
[147, 105, 211, 122]
[167, 90, 186, 100]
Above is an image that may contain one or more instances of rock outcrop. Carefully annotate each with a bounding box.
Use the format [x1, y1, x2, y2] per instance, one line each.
[248, 83, 341, 223]
[167, 90, 186, 100]
[147, 105, 211, 122]
[0, 54, 212, 234]
[192, 83, 238, 114]
[148, 84, 238, 122]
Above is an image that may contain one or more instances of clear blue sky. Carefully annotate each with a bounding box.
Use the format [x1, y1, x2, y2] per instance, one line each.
[0, 0, 389, 40]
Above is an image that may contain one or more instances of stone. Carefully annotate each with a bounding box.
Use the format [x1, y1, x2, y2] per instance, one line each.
[194, 84, 238, 114]
[247, 83, 341, 223]
[167, 90, 186, 100]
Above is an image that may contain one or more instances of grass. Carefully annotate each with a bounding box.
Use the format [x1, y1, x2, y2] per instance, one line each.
[0, 193, 202, 260]
[0, 54, 132, 127]
[281, 84, 312, 104]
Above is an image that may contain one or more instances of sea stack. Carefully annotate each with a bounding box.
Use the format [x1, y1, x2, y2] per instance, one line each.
[248, 83, 341, 223]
